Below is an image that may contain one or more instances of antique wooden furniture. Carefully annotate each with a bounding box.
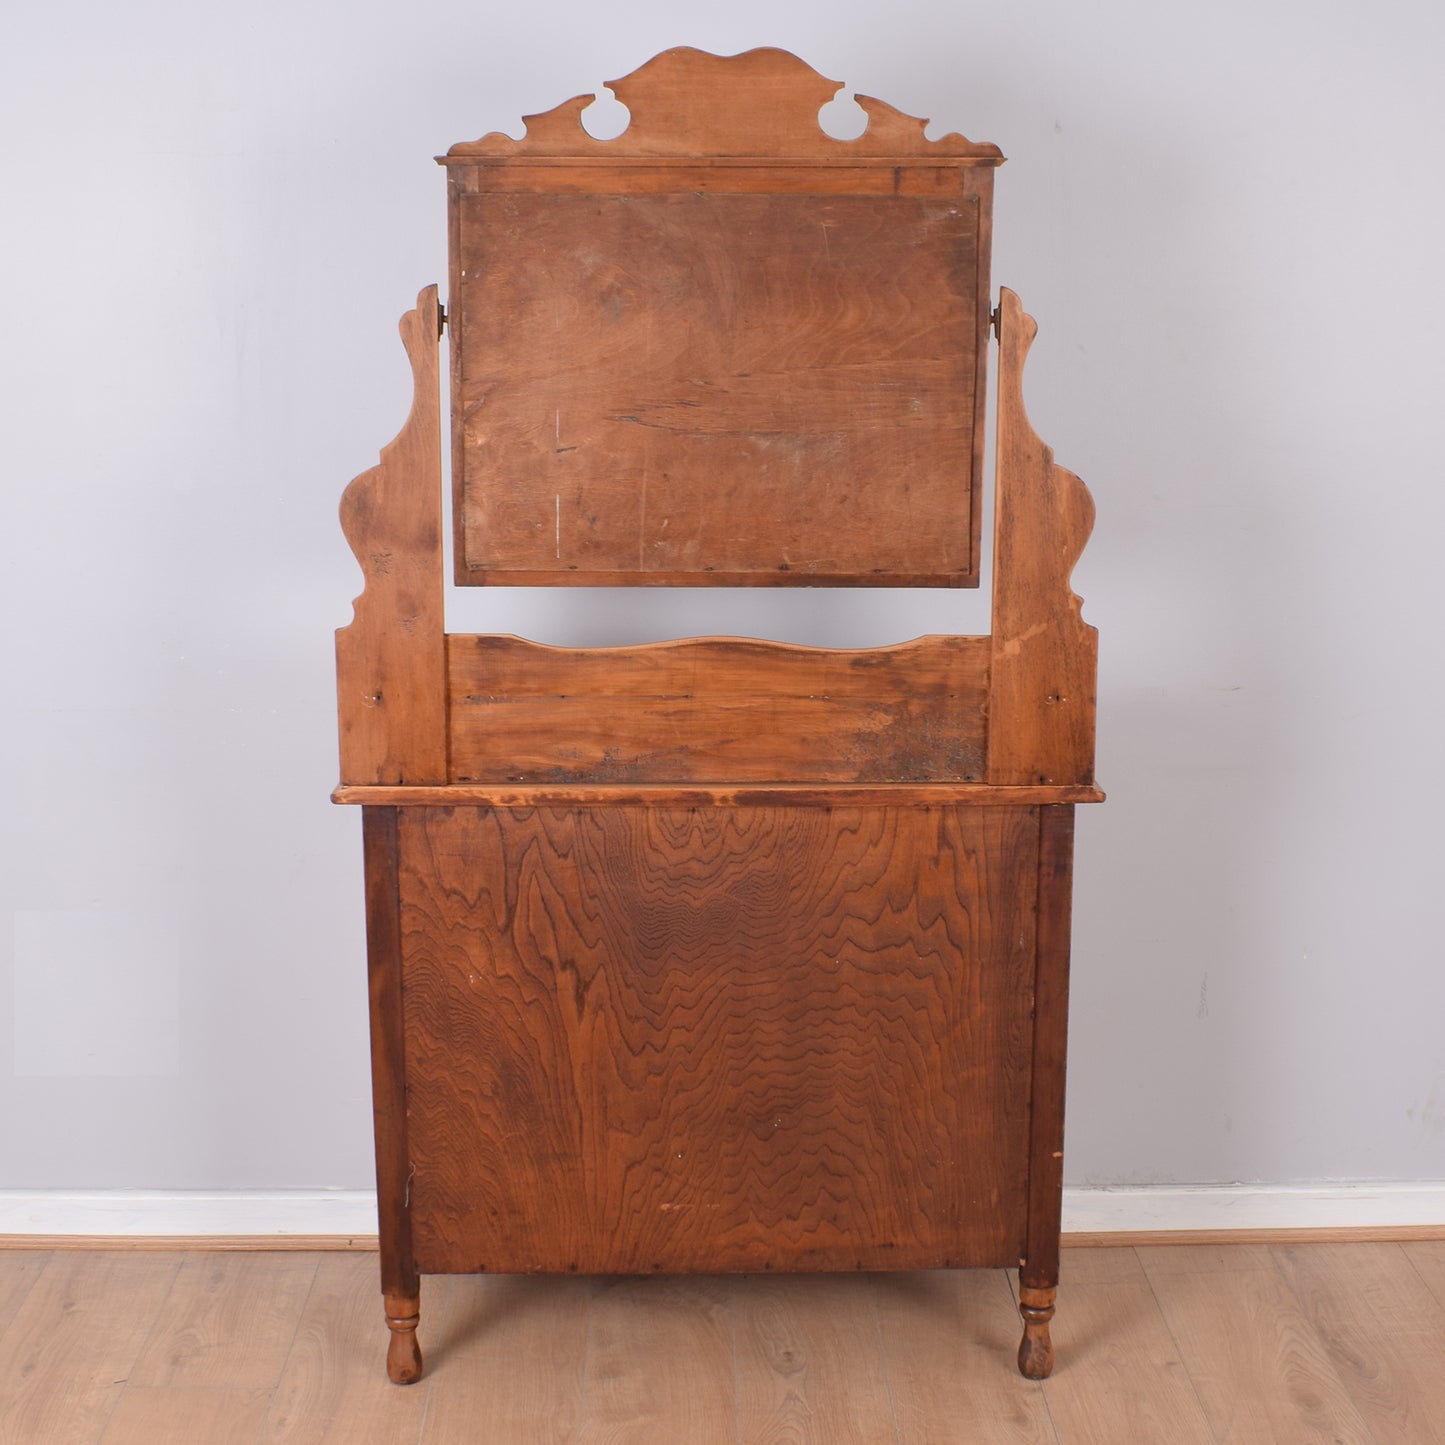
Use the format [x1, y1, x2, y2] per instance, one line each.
[334, 47, 1100, 1385]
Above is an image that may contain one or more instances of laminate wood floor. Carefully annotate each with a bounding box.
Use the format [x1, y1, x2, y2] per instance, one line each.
[1, 1242, 1442, 1443]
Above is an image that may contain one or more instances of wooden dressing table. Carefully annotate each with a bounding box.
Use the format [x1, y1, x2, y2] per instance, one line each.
[334, 47, 1100, 1384]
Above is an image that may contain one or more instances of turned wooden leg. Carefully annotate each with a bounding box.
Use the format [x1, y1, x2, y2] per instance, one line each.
[1017, 1283, 1056, 1380]
[385, 1288, 423, 1384]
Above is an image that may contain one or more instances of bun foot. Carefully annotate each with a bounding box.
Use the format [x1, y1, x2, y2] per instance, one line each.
[385, 1291, 423, 1384]
[1017, 1284, 1056, 1380]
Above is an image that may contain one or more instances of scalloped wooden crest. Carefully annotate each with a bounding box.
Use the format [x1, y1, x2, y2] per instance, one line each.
[442, 47, 1003, 161]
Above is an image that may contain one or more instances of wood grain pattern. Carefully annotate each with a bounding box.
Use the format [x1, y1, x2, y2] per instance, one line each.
[421, 1275, 589, 1441]
[361, 807, 422, 1383]
[1016, 1284, 1056, 1380]
[1037, 1248, 1215, 1443]
[361, 810, 414, 1298]
[446, 634, 989, 784]
[0, 1252, 179, 1444]
[876, 1270, 1056, 1443]
[0, 1250, 46, 1336]
[1405, 1240, 1445, 1310]
[988, 289, 1098, 786]
[732, 1274, 900, 1444]
[450, 162, 991, 195]
[1019, 807, 1076, 1377]
[334, 782, 1105, 808]
[336, 50, 1102, 1389]
[397, 804, 1039, 1276]
[442, 47, 1004, 162]
[263, 1253, 433, 1444]
[335, 287, 446, 785]
[100, 1387, 272, 1445]
[1021, 808, 1074, 1289]
[129, 1252, 319, 1388]
[578, 1277, 736, 1444]
[9, 1245, 1445, 1441]
[452, 190, 983, 586]
[1141, 1243, 1376, 1442]
[1272, 1243, 1445, 1444]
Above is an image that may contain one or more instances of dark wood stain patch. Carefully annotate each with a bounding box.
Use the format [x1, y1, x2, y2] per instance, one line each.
[446, 634, 989, 785]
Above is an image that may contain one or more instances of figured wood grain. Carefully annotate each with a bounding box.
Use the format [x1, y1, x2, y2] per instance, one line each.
[452, 190, 983, 586]
[988, 289, 1098, 786]
[397, 804, 1039, 1276]
[442, 47, 1004, 162]
[336, 287, 446, 784]
[446, 633, 989, 784]
[335, 49, 1103, 1390]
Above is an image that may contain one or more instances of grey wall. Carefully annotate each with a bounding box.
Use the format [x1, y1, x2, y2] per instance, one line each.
[3, 0, 1442, 1191]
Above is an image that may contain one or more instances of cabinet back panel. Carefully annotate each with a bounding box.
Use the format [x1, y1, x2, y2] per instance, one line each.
[398, 803, 1038, 1274]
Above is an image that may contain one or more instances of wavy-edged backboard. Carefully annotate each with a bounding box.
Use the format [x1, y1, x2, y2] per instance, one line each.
[445, 632, 989, 784]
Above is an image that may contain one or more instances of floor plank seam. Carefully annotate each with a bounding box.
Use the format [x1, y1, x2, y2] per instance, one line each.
[258, 1250, 324, 1442]
[98, 1253, 187, 1445]
[725, 1280, 745, 1445]
[7, 1245, 1442, 1443]
[1033, 1353, 1063, 1445]
[573, 1275, 597, 1442]
[0, 1251, 52, 1356]
[865, 1283, 905, 1445]
[1401, 1240, 1445, 1315]
[412, 1368, 438, 1445]
[270, 1255, 323, 1405]
[415, 1271, 456, 1445]
[1269, 1244, 1388, 1445]
[1133, 1248, 1222, 1445]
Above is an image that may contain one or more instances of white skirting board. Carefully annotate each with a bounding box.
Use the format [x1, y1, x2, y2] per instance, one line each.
[0, 1191, 381, 1238]
[1062, 1182, 1445, 1234]
[0, 1184, 1442, 1239]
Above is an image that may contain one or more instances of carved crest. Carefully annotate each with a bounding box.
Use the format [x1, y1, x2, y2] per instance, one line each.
[442, 47, 1003, 161]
